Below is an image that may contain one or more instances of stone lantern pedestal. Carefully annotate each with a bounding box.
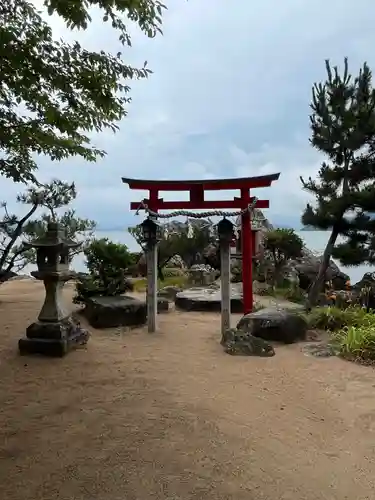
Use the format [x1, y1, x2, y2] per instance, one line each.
[18, 222, 90, 357]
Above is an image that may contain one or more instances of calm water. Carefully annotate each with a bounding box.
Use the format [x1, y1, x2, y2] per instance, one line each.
[22, 230, 373, 284]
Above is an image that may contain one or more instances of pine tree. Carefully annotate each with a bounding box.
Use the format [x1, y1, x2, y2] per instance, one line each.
[301, 58, 375, 307]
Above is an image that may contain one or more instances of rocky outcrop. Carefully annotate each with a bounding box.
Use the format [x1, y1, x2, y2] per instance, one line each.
[169, 254, 186, 268]
[229, 241, 349, 291]
[237, 307, 308, 344]
[353, 272, 375, 290]
[187, 264, 218, 286]
[286, 248, 349, 291]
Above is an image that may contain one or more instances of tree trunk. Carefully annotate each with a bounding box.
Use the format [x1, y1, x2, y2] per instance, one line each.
[0, 203, 38, 271]
[306, 226, 340, 310]
[157, 265, 164, 281]
[305, 155, 351, 311]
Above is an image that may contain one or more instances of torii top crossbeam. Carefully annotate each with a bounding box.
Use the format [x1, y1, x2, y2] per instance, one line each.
[122, 173, 280, 211]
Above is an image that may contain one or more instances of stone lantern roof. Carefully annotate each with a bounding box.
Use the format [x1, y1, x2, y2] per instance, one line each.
[24, 222, 81, 250]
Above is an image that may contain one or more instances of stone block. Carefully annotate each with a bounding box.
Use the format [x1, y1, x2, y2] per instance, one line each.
[83, 295, 147, 329]
[19, 317, 90, 357]
[237, 307, 307, 344]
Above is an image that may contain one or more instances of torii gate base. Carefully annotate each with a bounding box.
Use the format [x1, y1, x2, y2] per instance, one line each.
[123, 174, 280, 328]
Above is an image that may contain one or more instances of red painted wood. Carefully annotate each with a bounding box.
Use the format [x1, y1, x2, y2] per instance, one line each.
[148, 189, 159, 212]
[241, 188, 253, 314]
[124, 174, 280, 315]
[122, 173, 280, 191]
[130, 199, 270, 211]
[189, 185, 204, 203]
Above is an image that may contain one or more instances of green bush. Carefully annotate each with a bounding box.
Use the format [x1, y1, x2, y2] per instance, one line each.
[333, 325, 375, 360]
[73, 238, 134, 303]
[308, 305, 375, 361]
[307, 306, 355, 331]
[162, 267, 185, 278]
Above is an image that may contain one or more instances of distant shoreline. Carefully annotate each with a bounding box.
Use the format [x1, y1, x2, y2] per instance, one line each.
[20, 229, 375, 284]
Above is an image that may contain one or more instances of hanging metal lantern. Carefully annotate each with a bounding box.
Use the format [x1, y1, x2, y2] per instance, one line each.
[140, 217, 162, 245]
[217, 218, 234, 243]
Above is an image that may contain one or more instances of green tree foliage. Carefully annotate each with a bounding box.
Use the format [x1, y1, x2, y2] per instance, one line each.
[301, 58, 375, 307]
[0, 179, 95, 277]
[74, 238, 135, 302]
[128, 220, 215, 279]
[0, 0, 165, 182]
[85, 238, 136, 276]
[264, 228, 303, 284]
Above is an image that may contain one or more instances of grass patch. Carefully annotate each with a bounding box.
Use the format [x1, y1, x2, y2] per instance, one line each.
[133, 275, 189, 293]
[307, 305, 375, 362]
[268, 285, 306, 304]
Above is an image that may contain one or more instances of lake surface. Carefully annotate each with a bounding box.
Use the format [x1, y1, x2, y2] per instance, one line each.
[22, 230, 373, 284]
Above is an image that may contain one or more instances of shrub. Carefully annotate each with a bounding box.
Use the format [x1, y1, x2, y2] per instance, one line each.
[162, 267, 186, 278]
[307, 305, 371, 331]
[333, 325, 375, 360]
[308, 306, 352, 331]
[73, 238, 134, 303]
[264, 229, 303, 285]
[308, 305, 375, 361]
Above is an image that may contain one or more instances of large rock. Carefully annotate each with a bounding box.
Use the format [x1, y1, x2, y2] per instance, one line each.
[352, 272, 375, 310]
[83, 296, 147, 329]
[187, 264, 217, 286]
[237, 307, 307, 344]
[353, 272, 375, 291]
[175, 284, 244, 313]
[0, 270, 18, 283]
[169, 254, 186, 268]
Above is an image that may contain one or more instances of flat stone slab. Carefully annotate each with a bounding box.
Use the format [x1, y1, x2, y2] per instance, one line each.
[175, 285, 243, 313]
[83, 296, 147, 329]
[157, 286, 182, 301]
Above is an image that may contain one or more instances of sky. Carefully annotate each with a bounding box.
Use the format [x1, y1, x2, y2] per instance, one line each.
[2, 0, 375, 230]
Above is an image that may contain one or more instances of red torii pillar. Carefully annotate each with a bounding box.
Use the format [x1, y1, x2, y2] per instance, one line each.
[123, 174, 280, 314]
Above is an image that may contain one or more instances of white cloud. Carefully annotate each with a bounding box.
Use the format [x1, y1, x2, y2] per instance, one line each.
[2, 0, 375, 228]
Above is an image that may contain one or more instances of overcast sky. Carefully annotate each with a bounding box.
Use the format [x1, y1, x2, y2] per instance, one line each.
[3, 0, 375, 230]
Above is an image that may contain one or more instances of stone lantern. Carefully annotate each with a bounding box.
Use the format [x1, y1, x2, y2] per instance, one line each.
[18, 222, 90, 357]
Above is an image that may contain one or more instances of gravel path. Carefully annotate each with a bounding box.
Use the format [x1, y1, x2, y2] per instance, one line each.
[0, 280, 374, 500]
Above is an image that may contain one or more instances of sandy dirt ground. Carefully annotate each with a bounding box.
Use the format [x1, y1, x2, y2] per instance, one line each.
[1, 280, 375, 500]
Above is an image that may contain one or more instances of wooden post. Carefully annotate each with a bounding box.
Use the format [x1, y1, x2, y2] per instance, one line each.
[146, 242, 158, 333]
[241, 188, 253, 314]
[220, 238, 231, 339]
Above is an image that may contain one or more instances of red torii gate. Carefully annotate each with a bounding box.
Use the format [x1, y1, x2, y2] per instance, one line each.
[122, 174, 280, 314]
